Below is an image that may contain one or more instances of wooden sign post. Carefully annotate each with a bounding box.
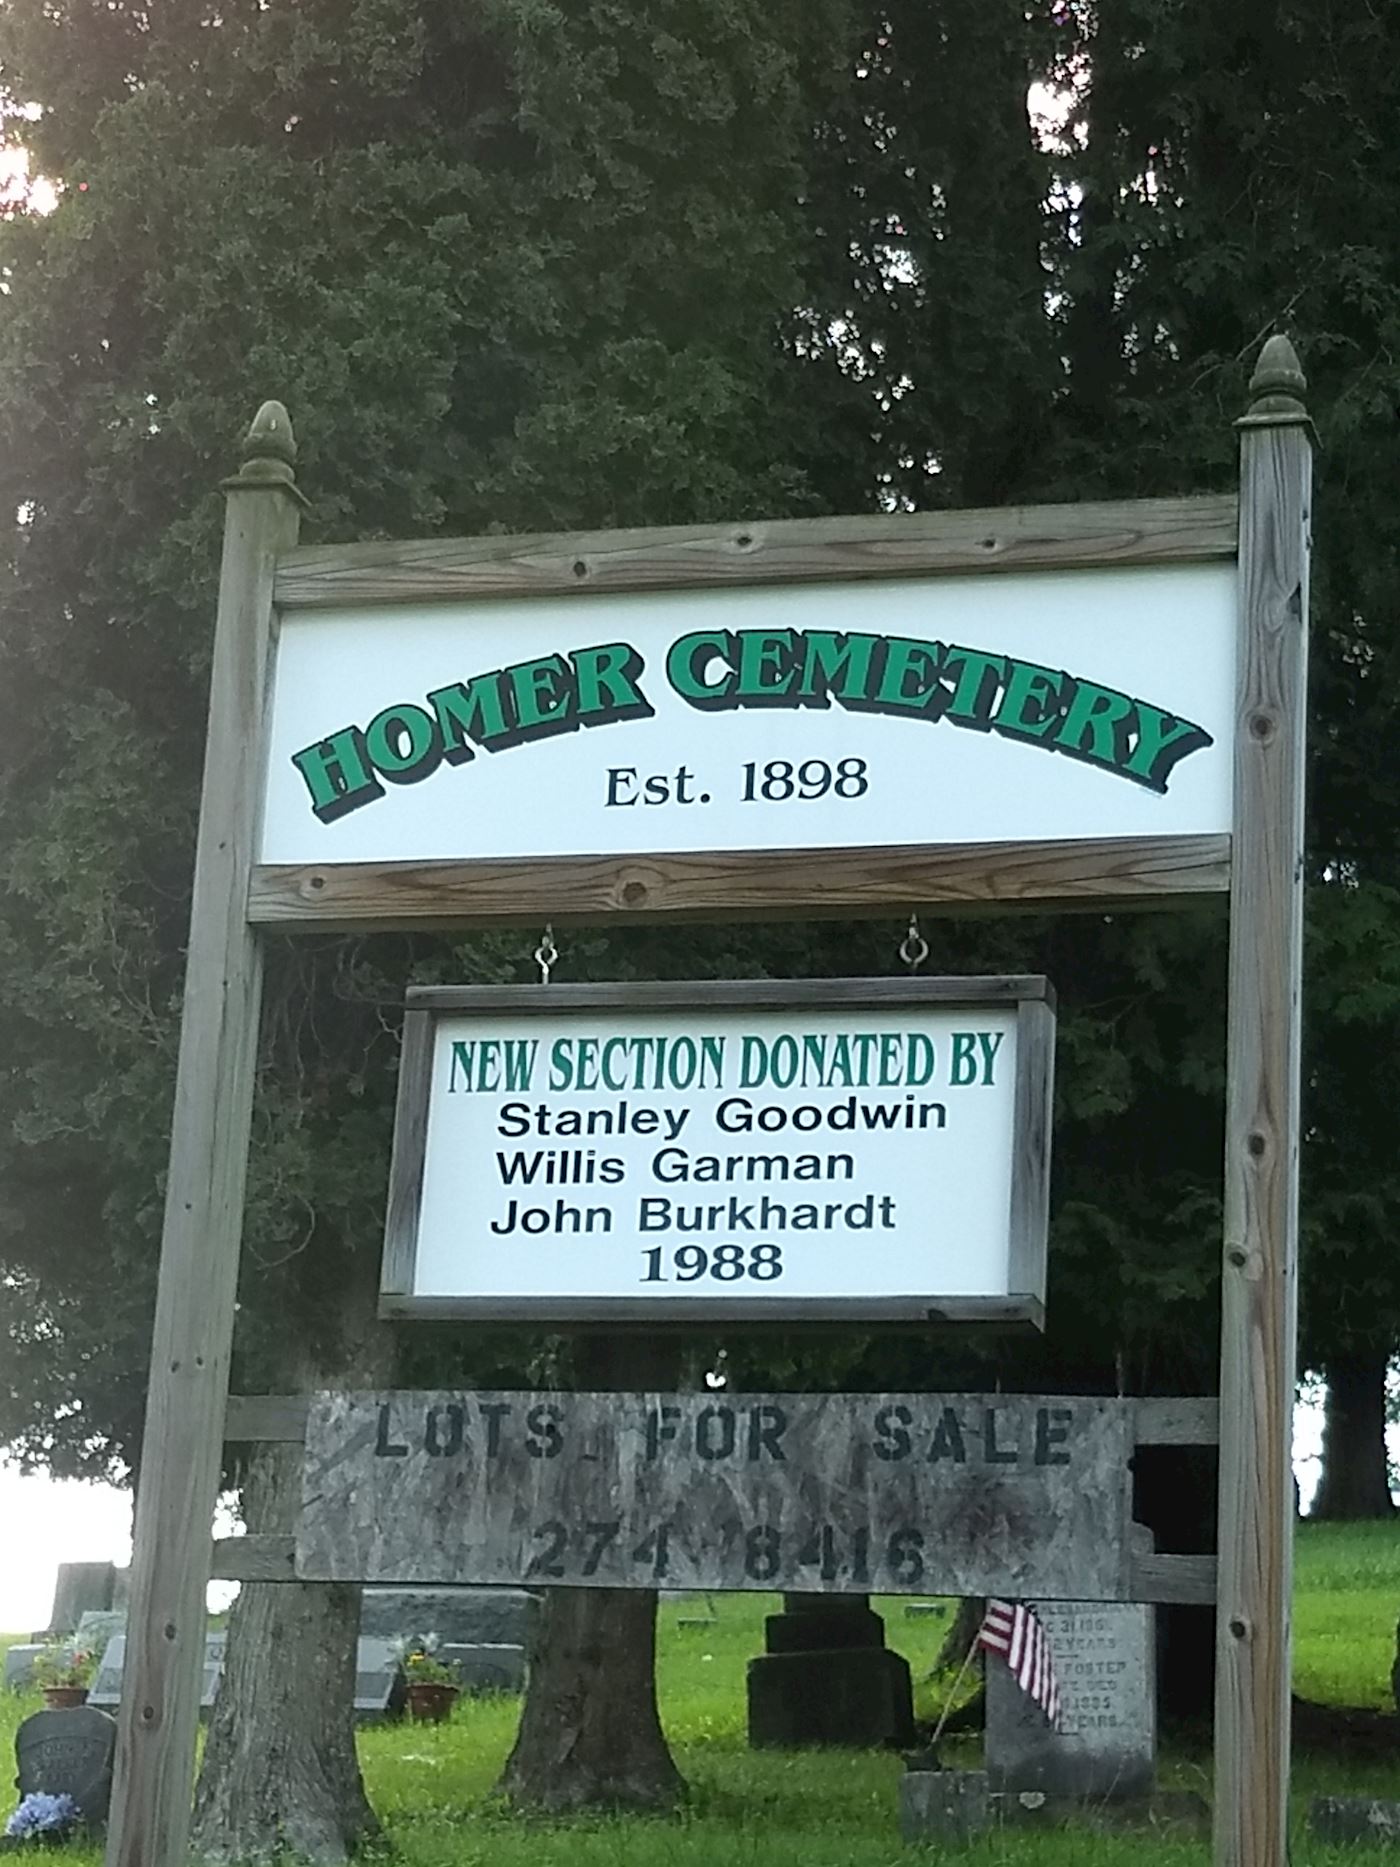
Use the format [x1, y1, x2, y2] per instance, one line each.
[1215, 342, 1312, 1864]
[105, 341, 1310, 1867]
[104, 406, 305, 1867]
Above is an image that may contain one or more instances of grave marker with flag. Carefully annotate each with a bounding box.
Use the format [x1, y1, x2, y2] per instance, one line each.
[977, 1599, 1062, 1729]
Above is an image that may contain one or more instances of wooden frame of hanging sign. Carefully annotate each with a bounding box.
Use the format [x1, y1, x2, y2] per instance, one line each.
[379, 974, 1055, 1327]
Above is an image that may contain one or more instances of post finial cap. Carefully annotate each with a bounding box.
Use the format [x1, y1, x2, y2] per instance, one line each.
[1243, 336, 1308, 423]
[225, 400, 306, 499]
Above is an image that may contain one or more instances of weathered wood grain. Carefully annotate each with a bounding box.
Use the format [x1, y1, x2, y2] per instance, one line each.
[376, 1294, 1047, 1326]
[248, 835, 1233, 930]
[1134, 1397, 1220, 1446]
[400, 975, 1054, 1014]
[223, 1395, 311, 1444]
[380, 1009, 432, 1300]
[1130, 1553, 1218, 1607]
[105, 408, 304, 1867]
[273, 496, 1238, 610]
[295, 1390, 1134, 1601]
[1008, 1000, 1055, 1307]
[210, 1534, 1217, 1606]
[210, 1536, 298, 1583]
[1214, 338, 1311, 1867]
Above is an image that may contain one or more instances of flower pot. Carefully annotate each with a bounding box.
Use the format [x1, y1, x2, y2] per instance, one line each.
[405, 1681, 459, 1724]
[40, 1687, 88, 1710]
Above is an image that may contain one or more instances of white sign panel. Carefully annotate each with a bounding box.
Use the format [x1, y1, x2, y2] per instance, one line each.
[382, 980, 1054, 1325]
[261, 563, 1235, 867]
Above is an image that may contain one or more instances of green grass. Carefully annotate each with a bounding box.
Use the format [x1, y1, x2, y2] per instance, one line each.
[1294, 1519, 1400, 1710]
[3, 1525, 1400, 1863]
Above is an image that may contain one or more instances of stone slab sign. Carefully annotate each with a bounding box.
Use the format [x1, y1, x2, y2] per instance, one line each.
[985, 1599, 1155, 1800]
[88, 1635, 225, 1716]
[359, 1587, 539, 1651]
[14, 1705, 117, 1828]
[301, 1390, 1135, 1598]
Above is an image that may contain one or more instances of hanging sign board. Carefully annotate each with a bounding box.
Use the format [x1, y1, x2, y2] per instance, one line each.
[381, 977, 1053, 1326]
[296, 1389, 1133, 1599]
[248, 499, 1239, 926]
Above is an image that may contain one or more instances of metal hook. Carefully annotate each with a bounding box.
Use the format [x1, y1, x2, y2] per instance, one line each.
[534, 923, 558, 986]
[899, 913, 929, 973]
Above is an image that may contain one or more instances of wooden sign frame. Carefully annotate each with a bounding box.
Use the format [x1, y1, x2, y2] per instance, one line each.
[249, 494, 1238, 931]
[106, 339, 1311, 1867]
[380, 975, 1054, 1327]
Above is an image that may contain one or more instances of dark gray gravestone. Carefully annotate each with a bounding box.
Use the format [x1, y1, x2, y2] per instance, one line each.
[360, 1588, 538, 1652]
[1311, 1798, 1400, 1846]
[14, 1706, 117, 1828]
[748, 1595, 914, 1750]
[42, 1564, 116, 1639]
[984, 1600, 1155, 1799]
[353, 1637, 405, 1723]
[88, 1634, 225, 1716]
[435, 1643, 526, 1694]
[899, 1771, 991, 1844]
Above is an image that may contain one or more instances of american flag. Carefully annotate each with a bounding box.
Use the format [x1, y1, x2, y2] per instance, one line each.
[977, 1599, 1062, 1729]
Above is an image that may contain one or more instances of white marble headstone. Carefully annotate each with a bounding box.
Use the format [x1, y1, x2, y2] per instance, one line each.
[985, 1599, 1156, 1800]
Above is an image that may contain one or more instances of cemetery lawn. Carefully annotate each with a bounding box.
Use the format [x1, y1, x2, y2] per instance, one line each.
[3, 1518, 1399, 1865]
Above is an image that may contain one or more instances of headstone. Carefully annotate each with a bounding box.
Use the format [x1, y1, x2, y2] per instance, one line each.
[353, 1637, 406, 1723]
[3, 1647, 45, 1694]
[77, 1631, 403, 1724]
[359, 1587, 539, 1652]
[87, 1634, 225, 1716]
[903, 1602, 947, 1621]
[985, 1599, 1155, 1800]
[72, 1611, 127, 1654]
[14, 1705, 117, 1829]
[435, 1643, 526, 1694]
[899, 1770, 991, 1845]
[1311, 1798, 1400, 1847]
[747, 1595, 915, 1750]
[42, 1564, 116, 1639]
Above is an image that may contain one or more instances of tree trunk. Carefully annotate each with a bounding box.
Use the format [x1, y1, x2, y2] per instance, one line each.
[1313, 1348, 1396, 1520]
[190, 1444, 379, 1864]
[192, 1249, 396, 1863]
[498, 1585, 683, 1812]
[498, 1332, 684, 1813]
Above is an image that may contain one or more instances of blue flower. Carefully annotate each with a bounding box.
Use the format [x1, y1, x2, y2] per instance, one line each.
[4, 1792, 80, 1838]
